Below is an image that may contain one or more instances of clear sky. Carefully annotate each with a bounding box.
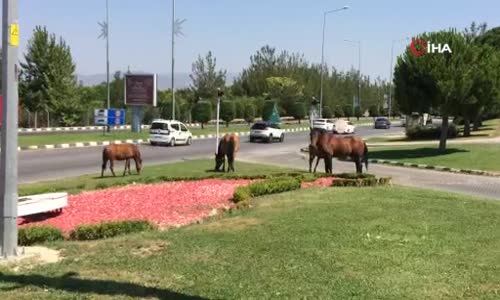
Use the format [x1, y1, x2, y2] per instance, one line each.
[4, 0, 500, 82]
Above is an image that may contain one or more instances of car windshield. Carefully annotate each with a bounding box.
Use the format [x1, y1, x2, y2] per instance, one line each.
[251, 123, 268, 130]
[151, 122, 168, 130]
[376, 118, 387, 122]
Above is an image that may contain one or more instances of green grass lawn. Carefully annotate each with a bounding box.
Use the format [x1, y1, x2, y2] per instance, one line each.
[18, 123, 307, 147]
[19, 159, 296, 196]
[369, 143, 500, 171]
[2, 187, 499, 299]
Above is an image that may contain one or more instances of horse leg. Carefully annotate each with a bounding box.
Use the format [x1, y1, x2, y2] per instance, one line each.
[313, 156, 320, 173]
[123, 159, 129, 176]
[309, 153, 315, 173]
[109, 159, 116, 177]
[325, 155, 333, 174]
[101, 157, 108, 177]
[128, 159, 132, 175]
[355, 156, 362, 174]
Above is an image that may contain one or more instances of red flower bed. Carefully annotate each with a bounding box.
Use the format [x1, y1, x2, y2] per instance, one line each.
[301, 177, 335, 188]
[19, 179, 253, 232]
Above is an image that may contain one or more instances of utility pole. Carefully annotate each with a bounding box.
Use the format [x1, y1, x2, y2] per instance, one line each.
[171, 0, 186, 121]
[98, 0, 111, 132]
[1, 0, 19, 258]
[215, 88, 223, 154]
[171, 0, 175, 120]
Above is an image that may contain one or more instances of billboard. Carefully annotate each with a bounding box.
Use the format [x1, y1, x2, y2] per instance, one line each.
[124, 73, 157, 106]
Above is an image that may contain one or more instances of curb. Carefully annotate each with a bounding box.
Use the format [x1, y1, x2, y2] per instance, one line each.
[17, 124, 200, 133]
[367, 158, 500, 177]
[16, 127, 311, 152]
[298, 148, 500, 178]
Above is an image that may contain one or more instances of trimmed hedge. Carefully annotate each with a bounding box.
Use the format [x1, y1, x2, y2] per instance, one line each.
[18, 225, 64, 246]
[69, 220, 155, 241]
[331, 176, 392, 187]
[233, 177, 301, 203]
[406, 124, 458, 140]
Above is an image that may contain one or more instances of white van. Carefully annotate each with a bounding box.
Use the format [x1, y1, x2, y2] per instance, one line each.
[149, 119, 193, 146]
[312, 118, 335, 131]
[333, 119, 356, 134]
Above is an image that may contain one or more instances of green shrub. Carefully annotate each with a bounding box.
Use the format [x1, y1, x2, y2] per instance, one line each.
[233, 186, 252, 203]
[406, 124, 458, 140]
[192, 101, 212, 129]
[378, 177, 392, 185]
[69, 220, 155, 241]
[18, 226, 64, 246]
[232, 177, 301, 203]
[334, 173, 376, 180]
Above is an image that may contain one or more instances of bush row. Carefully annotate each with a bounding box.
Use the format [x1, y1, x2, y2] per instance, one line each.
[331, 176, 392, 187]
[18, 220, 155, 246]
[405, 124, 458, 140]
[233, 176, 302, 203]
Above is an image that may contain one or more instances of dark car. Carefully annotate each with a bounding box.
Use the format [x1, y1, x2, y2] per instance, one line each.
[374, 117, 391, 129]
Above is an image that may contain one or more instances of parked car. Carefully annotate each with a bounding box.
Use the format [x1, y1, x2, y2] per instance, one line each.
[333, 119, 356, 134]
[249, 121, 285, 143]
[374, 117, 391, 129]
[311, 118, 335, 131]
[149, 119, 193, 146]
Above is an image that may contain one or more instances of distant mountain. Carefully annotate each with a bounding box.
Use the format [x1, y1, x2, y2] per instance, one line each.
[77, 72, 239, 90]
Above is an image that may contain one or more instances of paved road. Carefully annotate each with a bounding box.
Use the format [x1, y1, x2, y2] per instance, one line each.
[17, 126, 402, 183]
[239, 149, 500, 201]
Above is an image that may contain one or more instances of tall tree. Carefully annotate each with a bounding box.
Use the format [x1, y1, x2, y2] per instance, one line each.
[189, 51, 226, 102]
[20, 26, 81, 126]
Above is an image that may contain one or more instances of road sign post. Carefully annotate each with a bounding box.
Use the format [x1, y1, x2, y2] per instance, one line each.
[1, 0, 19, 258]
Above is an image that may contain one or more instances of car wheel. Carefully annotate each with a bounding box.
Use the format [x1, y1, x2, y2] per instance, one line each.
[267, 134, 273, 143]
[169, 138, 176, 147]
[279, 134, 284, 142]
[249, 137, 254, 143]
[150, 141, 157, 146]
[186, 137, 192, 146]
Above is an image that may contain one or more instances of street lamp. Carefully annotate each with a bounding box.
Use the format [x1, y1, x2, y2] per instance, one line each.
[215, 88, 224, 154]
[388, 37, 410, 118]
[320, 5, 349, 117]
[171, 0, 186, 120]
[98, 0, 110, 132]
[343, 39, 361, 109]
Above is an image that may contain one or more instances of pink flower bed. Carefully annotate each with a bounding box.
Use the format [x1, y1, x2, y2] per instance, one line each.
[19, 179, 253, 232]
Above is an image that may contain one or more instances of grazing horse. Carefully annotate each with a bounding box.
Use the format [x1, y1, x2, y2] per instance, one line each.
[309, 129, 368, 174]
[308, 128, 330, 173]
[215, 133, 240, 172]
[101, 143, 143, 177]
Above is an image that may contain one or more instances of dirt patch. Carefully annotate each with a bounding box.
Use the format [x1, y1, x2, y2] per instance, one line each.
[200, 217, 263, 231]
[131, 241, 169, 258]
[0, 246, 61, 271]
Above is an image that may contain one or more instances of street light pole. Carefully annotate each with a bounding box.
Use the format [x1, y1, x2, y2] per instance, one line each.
[171, 1, 186, 121]
[215, 88, 223, 154]
[388, 37, 409, 119]
[1, 0, 19, 258]
[319, 5, 349, 118]
[171, 0, 175, 120]
[98, 1, 111, 132]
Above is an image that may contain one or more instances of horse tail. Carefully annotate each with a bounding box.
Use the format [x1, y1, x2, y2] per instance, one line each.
[363, 142, 369, 171]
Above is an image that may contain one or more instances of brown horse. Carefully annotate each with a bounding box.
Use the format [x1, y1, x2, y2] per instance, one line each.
[215, 133, 240, 172]
[309, 128, 368, 174]
[101, 143, 143, 177]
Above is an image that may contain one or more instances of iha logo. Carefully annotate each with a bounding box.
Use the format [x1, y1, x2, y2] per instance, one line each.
[410, 39, 452, 57]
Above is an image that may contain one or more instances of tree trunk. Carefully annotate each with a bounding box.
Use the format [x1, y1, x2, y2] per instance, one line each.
[226, 121, 229, 128]
[201, 122, 204, 129]
[463, 117, 471, 137]
[473, 112, 483, 131]
[34, 111, 38, 129]
[439, 115, 449, 152]
[357, 116, 360, 121]
[298, 119, 301, 124]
